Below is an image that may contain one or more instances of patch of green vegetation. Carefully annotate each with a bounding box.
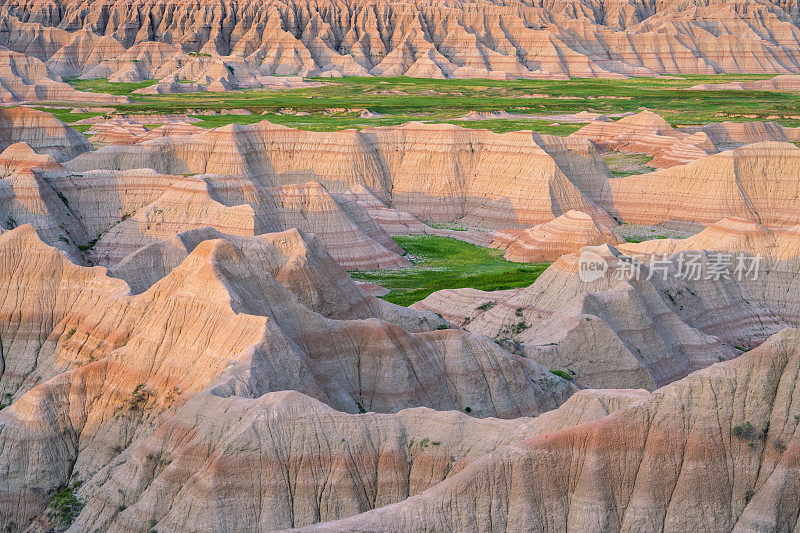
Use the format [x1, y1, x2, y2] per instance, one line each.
[351, 235, 550, 306]
[65, 77, 158, 96]
[71, 124, 93, 133]
[732, 421, 769, 443]
[85, 73, 800, 133]
[78, 238, 99, 251]
[550, 369, 574, 381]
[187, 52, 212, 58]
[48, 482, 84, 525]
[31, 107, 104, 124]
[191, 114, 272, 129]
[603, 152, 657, 177]
[624, 235, 670, 243]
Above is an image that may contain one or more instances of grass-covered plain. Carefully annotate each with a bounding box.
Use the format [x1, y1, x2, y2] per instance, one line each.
[65, 77, 158, 95]
[61, 73, 800, 134]
[350, 235, 550, 307]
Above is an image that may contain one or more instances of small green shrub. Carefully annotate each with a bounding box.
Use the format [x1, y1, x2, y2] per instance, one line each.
[48, 482, 83, 525]
[732, 421, 769, 442]
[550, 370, 574, 381]
[78, 238, 99, 251]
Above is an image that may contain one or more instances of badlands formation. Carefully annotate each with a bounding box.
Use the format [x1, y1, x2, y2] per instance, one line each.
[3, 0, 800, 88]
[1, 96, 800, 530]
[3, 1, 800, 526]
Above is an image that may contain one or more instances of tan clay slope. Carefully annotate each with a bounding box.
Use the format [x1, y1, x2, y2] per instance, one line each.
[611, 141, 800, 228]
[66, 388, 646, 531]
[4, 0, 800, 80]
[0, 225, 574, 528]
[0, 106, 91, 161]
[2, 162, 407, 270]
[0, 49, 129, 103]
[414, 217, 800, 390]
[417, 243, 788, 390]
[491, 209, 625, 262]
[107, 226, 431, 331]
[571, 110, 719, 168]
[0, 142, 64, 176]
[309, 327, 800, 532]
[65, 120, 617, 228]
[572, 111, 800, 168]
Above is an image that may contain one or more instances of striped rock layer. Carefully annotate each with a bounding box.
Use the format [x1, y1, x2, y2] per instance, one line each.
[4, 0, 800, 83]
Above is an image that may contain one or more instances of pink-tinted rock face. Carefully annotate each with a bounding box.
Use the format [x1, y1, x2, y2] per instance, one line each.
[0, 106, 91, 161]
[306, 328, 800, 532]
[64, 120, 619, 229]
[0, 224, 574, 529]
[415, 216, 800, 390]
[0, 49, 130, 103]
[3, 0, 800, 82]
[491, 209, 625, 262]
[610, 141, 800, 229]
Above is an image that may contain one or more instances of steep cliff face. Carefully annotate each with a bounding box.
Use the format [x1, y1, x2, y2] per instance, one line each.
[3, 0, 800, 82]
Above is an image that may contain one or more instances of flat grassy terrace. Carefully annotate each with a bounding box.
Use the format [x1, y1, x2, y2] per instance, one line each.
[351, 235, 550, 307]
[61, 73, 800, 134]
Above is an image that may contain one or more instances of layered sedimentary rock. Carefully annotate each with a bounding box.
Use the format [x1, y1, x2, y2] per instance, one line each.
[415, 217, 800, 389]
[0, 106, 91, 160]
[4, 0, 800, 81]
[491, 210, 625, 262]
[65, 120, 618, 228]
[571, 111, 719, 168]
[0, 224, 574, 529]
[610, 141, 800, 228]
[0, 142, 64, 175]
[309, 328, 800, 532]
[0, 49, 129, 103]
[68, 388, 644, 531]
[680, 120, 797, 147]
[61, 112, 800, 234]
[0, 150, 408, 270]
[575, 111, 799, 164]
